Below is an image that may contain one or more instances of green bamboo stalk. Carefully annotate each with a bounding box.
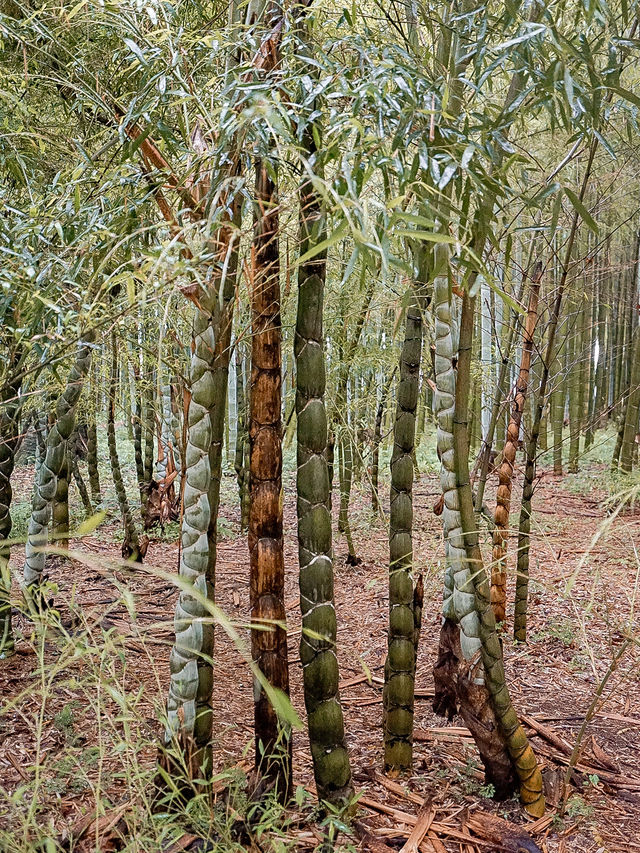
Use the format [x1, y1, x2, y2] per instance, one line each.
[383, 291, 423, 770]
[143, 368, 156, 504]
[433, 263, 516, 793]
[619, 324, 640, 473]
[23, 334, 94, 592]
[474, 294, 521, 512]
[87, 360, 101, 507]
[132, 363, 145, 507]
[455, 293, 545, 818]
[166, 300, 216, 763]
[583, 277, 598, 449]
[550, 346, 564, 476]
[70, 426, 93, 519]
[490, 266, 541, 625]
[0, 363, 21, 657]
[371, 368, 395, 516]
[51, 442, 69, 549]
[593, 271, 608, 430]
[107, 334, 142, 560]
[165, 204, 240, 770]
[295, 80, 352, 805]
[567, 289, 582, 474]
[207, 218, 239, 576]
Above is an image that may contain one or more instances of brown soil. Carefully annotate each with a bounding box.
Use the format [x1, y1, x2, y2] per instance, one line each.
[1, 458, 639, 852]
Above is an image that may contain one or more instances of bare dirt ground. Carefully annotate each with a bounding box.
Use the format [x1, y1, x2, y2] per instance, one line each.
[1, 452, 639, 852]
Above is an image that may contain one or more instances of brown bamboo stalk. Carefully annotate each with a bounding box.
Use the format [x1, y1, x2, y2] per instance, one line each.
[249, 153, 291, 799]
[490, 263, 542, 624]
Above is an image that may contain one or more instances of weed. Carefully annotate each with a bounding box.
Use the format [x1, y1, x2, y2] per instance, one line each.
[565, 794, 595, 819]
[532, 618, 575, 646]
[0, 567, 353, 853]
[459, 758, 494, 798]
[53, 703, 76, 738]
[477, 783, 496, 799]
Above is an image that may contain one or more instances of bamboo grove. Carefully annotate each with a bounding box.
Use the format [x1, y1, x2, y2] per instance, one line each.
[1, 0, 640, 831]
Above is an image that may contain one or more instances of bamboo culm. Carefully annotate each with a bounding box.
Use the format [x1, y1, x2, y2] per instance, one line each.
[107, 334, 142, 560]
[455, 293, 545, 817]
[383, 292, 423, 770]
[249, 155, 291, 797]
[23, 334, 94, 591]
[295, 107, 352, 805]
[490, 265, 541, 625]
[0, 363, 21, 657]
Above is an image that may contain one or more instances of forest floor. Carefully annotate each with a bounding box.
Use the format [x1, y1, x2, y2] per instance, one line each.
[1, 427, 639, 853]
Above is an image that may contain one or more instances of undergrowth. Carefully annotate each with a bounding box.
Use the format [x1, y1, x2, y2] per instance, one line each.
[0, 589, 358, 853]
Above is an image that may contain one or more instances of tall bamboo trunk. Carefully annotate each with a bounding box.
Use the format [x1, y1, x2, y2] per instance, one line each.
[206, 221, 239, 574]
[474, 281, 523, 512]
[415, 364, 431, 449]
[490, 265, 541, 625]
[143, 368, 156, 514]
[577, 291, 590, 443]
[295, 116, 352, 804]
[551, 342, 564, 476]
[0, 364, 21, 657]
[512, 140, 598, 641]
[371, 368, 394, 516]
[383, 292, 423, 770]
[613, 271, 626, 415]
[51, 444, 70, 549]
[432, 262, 516, 798]
[70, 425, 92, 518]
[165, 302, 217, 772]
[619, 323, 640, 472]
[23, 335, 94, 594]
[583, 280, 598, 449]
[157, 378, 174, 483]
[164, 197, 240, 780]
[249, 156, 291, 797]
[107, 334, 143, 561]
[132, 366, 145, 507]
[234, 337, 250, 533]
[87, 360, 103, 505]
[122, 360, 134, 441]
[593, 273, 608, 429]
[480, 276, 492, 443]
[337, 434, 357, 562]
[568, 289, 583, 474]
[455, 292, 545, 817]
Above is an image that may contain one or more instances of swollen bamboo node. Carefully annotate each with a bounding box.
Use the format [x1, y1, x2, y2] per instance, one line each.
[23, 335, 95, 592]
[454, 292, 545, 818]
[166, 309, 216, 756]
[383, 294, 423, 770]
[248, 156, 291, 799]
[295, 126, 352, 803]
[433, 272, 481, 663]
[0, 367, 21, 658]
[490, 269, 541, 627]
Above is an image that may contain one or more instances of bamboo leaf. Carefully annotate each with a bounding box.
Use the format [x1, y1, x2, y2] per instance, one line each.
[123, 38, 147, 66]
[394, 229, 455, 244]
[296, 219, 348, 266]
[609, 84, 640, 110]
[563, 187, 598, 233]
[491, 23, 546, 52]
